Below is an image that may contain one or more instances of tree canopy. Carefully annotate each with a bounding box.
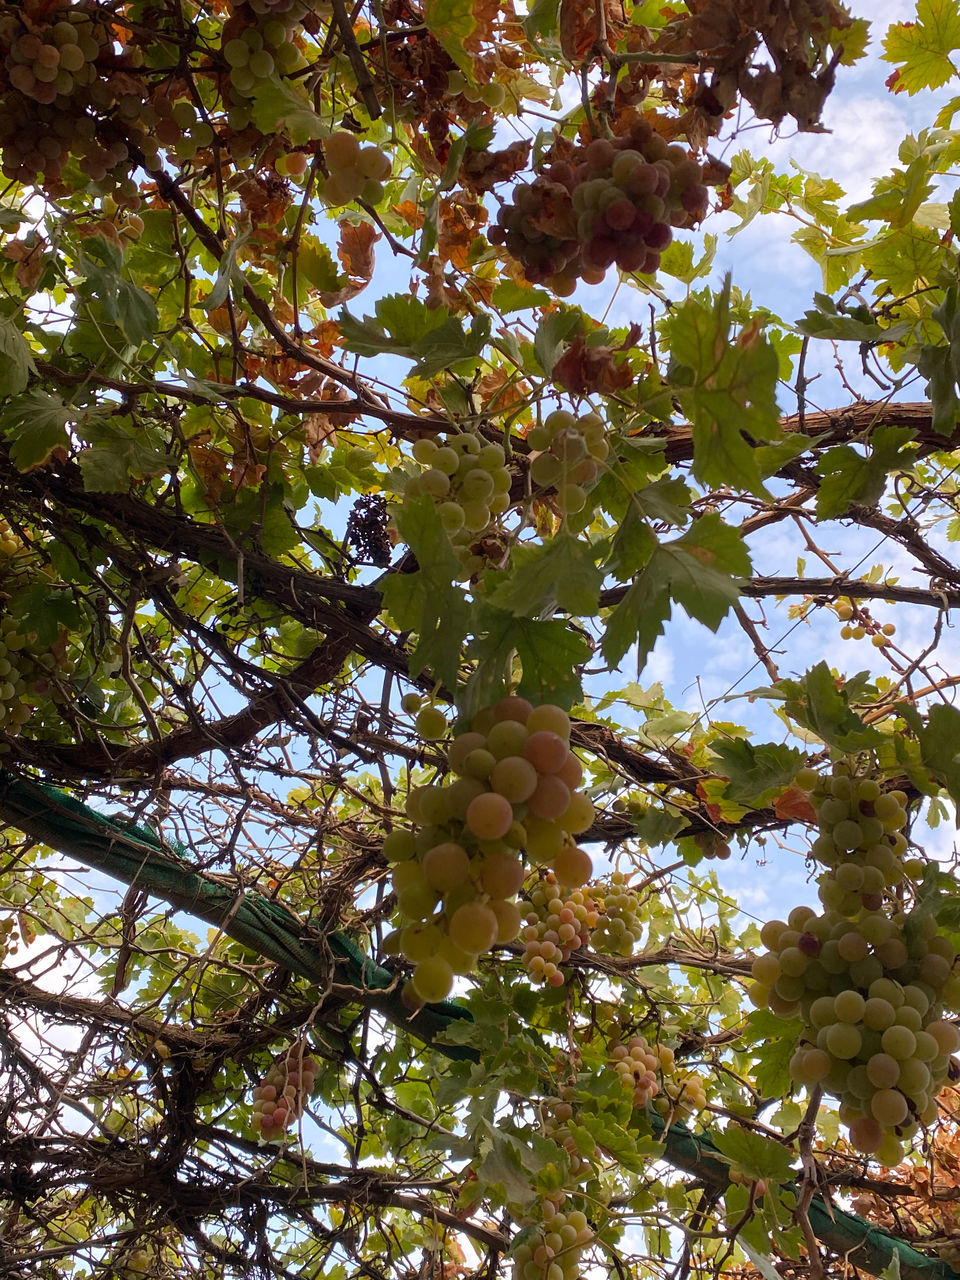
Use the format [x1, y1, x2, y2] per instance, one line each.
[7, 1, 960, 1278]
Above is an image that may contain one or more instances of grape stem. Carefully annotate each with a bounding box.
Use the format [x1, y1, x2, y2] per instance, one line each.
[795, 1085, 826, 1280]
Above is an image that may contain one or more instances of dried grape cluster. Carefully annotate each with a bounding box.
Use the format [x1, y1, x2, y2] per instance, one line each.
[250, 1045, 319, 1140]
[527, 409, 608, 518]
[521, 873, 599, 986]
[383, 696, 595, 1003]
[390, 431, 513, 577]
[489, 115, 711, 292]
[0, 0, 151, 191]
[346, 493, 392, 567]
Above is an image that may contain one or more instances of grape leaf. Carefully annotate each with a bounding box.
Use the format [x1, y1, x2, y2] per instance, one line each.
[250, 78, 327, 143]
[602, 514, 751, 669]
[0, 315, 35, 397]
[381, 498, 470, 689]
[815, 427, 920, 518]
[883, 0, 960, 94]
[462, 606, 591, 717]
[486, 534, 603, 618]
[712, 1125, 797, 1183]
[900, 702, 960, 820]
[779, 662, 882, 752]
[0, 390, 70, 471]
[709, 740, 806, 803]
[666, 277, 781, 496]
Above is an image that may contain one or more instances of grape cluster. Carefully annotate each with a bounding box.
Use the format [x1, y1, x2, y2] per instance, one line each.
[591, 871, 643, 957]
[539, 1093, 592, 1179]
[250, 1045, 319, 1140]
[319, 129, 391, 207]
[833, 599, 896, 648]
[0, 1, 150, 190]
[656, 1068, 708, 1120]
[526, 409, 608, 518]
[383, 697, 595, 1003]
[520, 873, 599, 986]
[488, 114, 711, 292]
[510, 1203, 594, 1280]
[391, 432, 513, 577]
[752, 899, 960, 1165]
[795, 763, 912, 914]
[610, 1035, 662, 1106]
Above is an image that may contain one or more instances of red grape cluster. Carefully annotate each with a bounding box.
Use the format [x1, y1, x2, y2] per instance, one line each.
[250, 1044, 319, 1140]
[382, 697, 595, 1004]
[610, 1034, 708, 1119]
[510, 1202, 595, 1280]
[488, 114, 711, 292]
[751, 894, 960, 1166]
[526, 409, 608, 518]
[0, 0, 151, 191]
[520, 872, 599, 986]
[610, 1035, 661, 1107]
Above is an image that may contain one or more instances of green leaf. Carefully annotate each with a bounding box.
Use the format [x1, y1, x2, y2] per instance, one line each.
[883, 0, 960, 94]
[602, 514, 750, 670]
[901, 703, 960, 819]
[250, 78, 327, 143]
[533, 309, 582, 376]
[815, 426, 920, 518]
[782, 662, 882, 752]
[486, 534, 603, 618]
[491, 279, 551, 314]
[462, 606, 591, 717]
[0, 315, 35, 397]
[115, 279, 158, 346]
[917, 285, 960, 433]
[476, 1133, 538, 1209]
[666, 278, 782, 496]
[381, 498, 471, 689]
[205, 228, 252, 310]
[422, 0, 480, 74]
[339, 297, 489, 376]
[0, 389, 70, 470]
[9, 582, 82, 646]
[712, 1126, 797, 1184]
[709, 740, 806, 804]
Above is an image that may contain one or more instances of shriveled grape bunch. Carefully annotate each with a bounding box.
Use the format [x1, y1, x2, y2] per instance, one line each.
[0, 0, 153, 192]
[489, 114, 711, 293]
[527, 409, 608, 518]
[520, 872, 599, 986]
[250, 1044, 319, 1140]
[382, 696, 595, 1003]
[390, 431, 513, 577]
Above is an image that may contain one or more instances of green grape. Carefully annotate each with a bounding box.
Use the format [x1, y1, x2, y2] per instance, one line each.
[865, 1052, 900, 1089]
[421, 842, 471, 891]
[834, 989, 866, 1022]
[880, 1025, 917, 1060]
[326, 129, 361, 167]
[848, 1116, 883, 1153]
[870, 1088, 909, 1127]
[486, 719, 529, 759]
[465, 791, 513, 840]
[490, 755, 538, 803]
[551, 845, 592, 888]
[863, 997, 896, 1031]
[416, 705, 448, 739]
[448, 901, 499, 953]
[401, 922, 443, 962]
[825, 1022, 862, 1059]
[383, 829, 417, 862]
[411, 955, 454, 1002]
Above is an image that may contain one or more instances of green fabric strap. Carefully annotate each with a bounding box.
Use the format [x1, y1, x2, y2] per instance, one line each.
[0, 769, 955, 1280]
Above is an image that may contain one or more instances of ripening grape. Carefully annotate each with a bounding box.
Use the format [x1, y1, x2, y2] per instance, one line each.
[251, 1046, 318, 1140]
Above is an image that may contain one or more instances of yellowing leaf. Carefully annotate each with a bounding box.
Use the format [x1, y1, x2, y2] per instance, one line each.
[422, 0, 497, 74]
[883, 0, 960, 94]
